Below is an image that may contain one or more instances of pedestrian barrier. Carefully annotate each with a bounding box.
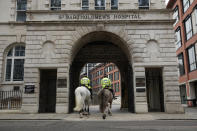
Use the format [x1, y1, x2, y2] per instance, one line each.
[0, 90, 23, 110]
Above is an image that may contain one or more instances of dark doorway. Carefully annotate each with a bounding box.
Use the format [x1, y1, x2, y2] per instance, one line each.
[39, 69, 57, 113]
[146, 68, 164, 112]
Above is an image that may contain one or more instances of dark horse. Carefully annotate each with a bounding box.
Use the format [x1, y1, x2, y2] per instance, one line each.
[98, 88, 113, 119]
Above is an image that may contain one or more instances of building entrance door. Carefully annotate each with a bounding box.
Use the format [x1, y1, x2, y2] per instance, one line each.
[146, 68, 164, 112]
[39, 69, 57, 113]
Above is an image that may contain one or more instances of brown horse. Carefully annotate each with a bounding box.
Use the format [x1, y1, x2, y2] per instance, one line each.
[98, 88, 113, 119]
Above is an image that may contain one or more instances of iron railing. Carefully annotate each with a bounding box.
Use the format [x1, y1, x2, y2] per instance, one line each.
[0, 90, 23, 110]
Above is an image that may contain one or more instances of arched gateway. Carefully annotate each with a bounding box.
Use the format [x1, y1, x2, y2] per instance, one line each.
[69, 31, 134, 112]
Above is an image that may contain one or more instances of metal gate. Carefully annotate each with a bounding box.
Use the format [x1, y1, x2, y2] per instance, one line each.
[0, 90, 23, 110]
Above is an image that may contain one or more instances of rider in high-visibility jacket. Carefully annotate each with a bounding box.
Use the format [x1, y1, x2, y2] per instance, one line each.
[101, 74, 116, 99]
[80, 76, 92, 99]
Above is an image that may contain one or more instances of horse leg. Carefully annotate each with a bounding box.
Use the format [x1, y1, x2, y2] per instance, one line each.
[102, 112, 106, 119]
[102, 104, 108, 119]
[108, 103, 112, 116]
[79, 109, 83, 118]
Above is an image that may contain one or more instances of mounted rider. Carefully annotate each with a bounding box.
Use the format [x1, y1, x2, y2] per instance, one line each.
[101, 74, 116, 99]
[80, 76, 92, 99]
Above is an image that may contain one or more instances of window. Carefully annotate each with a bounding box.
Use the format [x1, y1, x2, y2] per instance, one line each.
[108, 65, 113, 72]
[95, 0, 105, 10]
[99, 70, 103, 75]
[50, 0, 61, 10]
[109, 73, 113, 81]
[185, 16, 193, 40]
[5, 45, 25, 81]
[175, 27, 182, 50]
[82, 0, 89, 10]
[114, 71, 119, 81]
[195, 7, 197, 24]
[178, 53, 185, 76]
[187, 45, 197, 71]
[173, 6, 179, 26]
[114, 82, 119, 92]
[183, 0, 190, 13]
[111, 0, 118, 10]
[179, 85, 187, 104]
[138, 0, 149, 9]
[104, 67, 108, 74]
[16, 0, 27, 21]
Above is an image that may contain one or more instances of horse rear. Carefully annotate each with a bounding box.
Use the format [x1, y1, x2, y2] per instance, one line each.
[98, 88, 113, 119]
[74, 86, 91, 118]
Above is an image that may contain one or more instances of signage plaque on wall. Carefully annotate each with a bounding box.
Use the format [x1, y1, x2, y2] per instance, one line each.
[24, 84, 35, 94]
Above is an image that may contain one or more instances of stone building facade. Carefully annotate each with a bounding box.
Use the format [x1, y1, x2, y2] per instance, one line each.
[0, 0, 183, 113]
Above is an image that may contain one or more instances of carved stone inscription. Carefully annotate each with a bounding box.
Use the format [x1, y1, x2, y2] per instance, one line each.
[58, 13, 141, 21]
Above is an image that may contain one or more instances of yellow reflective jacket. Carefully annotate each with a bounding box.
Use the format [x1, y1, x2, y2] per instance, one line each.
[101, 77, 112, 89]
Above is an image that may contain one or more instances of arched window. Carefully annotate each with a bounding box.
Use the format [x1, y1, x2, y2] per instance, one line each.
[5, 45, 25, 81]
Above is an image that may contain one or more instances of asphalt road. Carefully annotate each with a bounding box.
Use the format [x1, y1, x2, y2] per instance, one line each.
[0, 120, 197, 131]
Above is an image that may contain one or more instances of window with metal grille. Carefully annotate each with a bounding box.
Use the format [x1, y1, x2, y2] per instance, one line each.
[175, 27, 182, 50]
[50, 0, 61, 10]
[138, 0, 149, 9]
[111, 0, 118, 10]
[16, 0, 27, 21]
[82, 0, 89, 10]
[5, 45, 25, 81]
[178, 53, 185, 76]
[184, 16, 193, 40]
[95, 0, 105, 10]
[187, 45, 197, 71]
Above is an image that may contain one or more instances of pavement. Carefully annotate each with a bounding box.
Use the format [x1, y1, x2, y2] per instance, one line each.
[0, 105, 197, 121]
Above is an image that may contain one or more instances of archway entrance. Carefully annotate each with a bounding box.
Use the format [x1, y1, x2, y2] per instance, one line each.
[69, 32, 134, 113]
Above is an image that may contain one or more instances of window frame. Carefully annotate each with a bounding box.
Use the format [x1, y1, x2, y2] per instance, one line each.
[182, 0, 190, 13]
[16, 0, 27, 21]
[4, 45, 25, 82]
[114, 71, 119, 81]
[111, 0, 118, 10]
[178, 53, 185, 76]
[173, 6, 179, 26]
[82, 0, 89, 10]
[184, 15, 193, 41]
[195, 6, 197, 26]
[138, 0, 150, 9]
[187, 45, 197, 72]
[50, 0, 61, 10]
[175, 27, 182, 50]
[95, 0, 106, 10]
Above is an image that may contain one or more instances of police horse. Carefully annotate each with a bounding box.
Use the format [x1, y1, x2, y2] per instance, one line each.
[73, 86, 91, 118]
[98, 88, 113, 119]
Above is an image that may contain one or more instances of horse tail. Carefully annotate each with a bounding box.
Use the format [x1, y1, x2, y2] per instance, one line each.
[74, 88, 83, 112]
[100, 89, 107, 113]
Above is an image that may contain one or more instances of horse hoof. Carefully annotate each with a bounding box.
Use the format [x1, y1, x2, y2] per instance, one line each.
[102, 114, 106, 119]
